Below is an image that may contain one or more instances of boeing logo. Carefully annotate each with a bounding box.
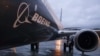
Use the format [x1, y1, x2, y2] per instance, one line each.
[13, 2, 31, 28]
[13, 2, 50, 28]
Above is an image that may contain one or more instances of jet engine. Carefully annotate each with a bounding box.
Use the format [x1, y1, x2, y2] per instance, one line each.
[74, 30, 99, 52]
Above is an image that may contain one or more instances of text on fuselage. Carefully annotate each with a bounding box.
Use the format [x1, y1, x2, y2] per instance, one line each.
[32, 13, 50, 27]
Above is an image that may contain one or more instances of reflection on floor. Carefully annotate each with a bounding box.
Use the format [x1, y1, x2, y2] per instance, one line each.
[0, 40, 100, 56]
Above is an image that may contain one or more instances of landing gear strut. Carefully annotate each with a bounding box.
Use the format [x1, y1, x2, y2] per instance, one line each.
[63, 36, 74, 53]
[63, 43, 68, 52]
[31, 43, 39, 52]
[82, 51, 84, 55]
[63, 41, 74, 53]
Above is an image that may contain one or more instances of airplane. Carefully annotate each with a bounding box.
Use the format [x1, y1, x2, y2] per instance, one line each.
[0, 0, 100, 53]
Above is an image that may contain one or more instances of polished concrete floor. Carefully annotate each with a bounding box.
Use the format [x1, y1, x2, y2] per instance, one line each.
[0, 40, 100, 56]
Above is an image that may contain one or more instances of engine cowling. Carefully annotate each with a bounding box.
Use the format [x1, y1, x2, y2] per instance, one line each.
[74, 29, 99, 52]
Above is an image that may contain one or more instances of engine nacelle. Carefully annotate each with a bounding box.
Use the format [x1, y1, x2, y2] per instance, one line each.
[74, 29, 99, 52]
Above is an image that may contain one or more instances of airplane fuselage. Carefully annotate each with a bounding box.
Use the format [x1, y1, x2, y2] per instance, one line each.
[0, 0, 62, 49]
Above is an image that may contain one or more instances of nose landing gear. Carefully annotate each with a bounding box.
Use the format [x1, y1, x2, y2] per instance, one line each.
[31, 43, 39, 52]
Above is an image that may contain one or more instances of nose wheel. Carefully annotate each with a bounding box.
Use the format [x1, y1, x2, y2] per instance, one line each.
[31, 43, 39, 52]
